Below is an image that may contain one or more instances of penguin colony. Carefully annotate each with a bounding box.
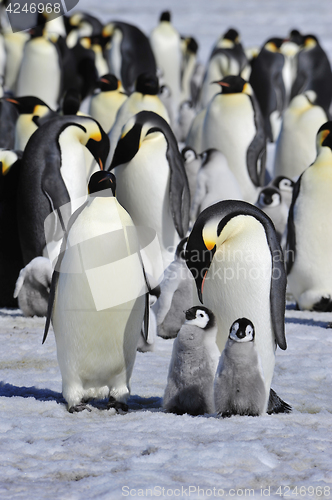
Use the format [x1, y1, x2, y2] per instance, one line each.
[0, 7, 331, 417]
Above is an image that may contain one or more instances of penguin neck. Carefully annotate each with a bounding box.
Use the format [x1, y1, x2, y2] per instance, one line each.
[314, 146, 332, 168]
[15, 115, 38, 150]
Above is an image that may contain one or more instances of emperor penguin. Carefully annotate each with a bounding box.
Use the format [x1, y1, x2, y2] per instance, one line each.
[286, 121, 332, 312]
[102, 20, 157, 94]
[5, 96, 56, 151]
[249, 38, 286, 142]
[107, 72, 170, 165]
[185, 200, 288, 413]
[3, 31, 30, 94]
[109, 110, 190, 270]
[180, 37, 199, 104]
[273, 91, 328, 180]
[89, 74, 127, 133]
[0, 149, 23, 307]
[150, 11, 182, 124]
[198, 28, 249, 110]
[190, 149, 243, 225]
[200, 75, 267, 204]
[43, 171, 148, 412]
[255, 186, 289, 243]
[16, 24, 62, 110]
[163, 306, 220, 415]
[65, 11, 103, 48]
[214, 318, 267, 417]
[157, 238, 194, 339]
[290, 34, 332, 116]
[17, 115, 109, 266]
[14, 257, 52, 317]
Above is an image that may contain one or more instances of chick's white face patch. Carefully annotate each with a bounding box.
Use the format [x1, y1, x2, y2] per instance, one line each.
[185, 309, 210, 329]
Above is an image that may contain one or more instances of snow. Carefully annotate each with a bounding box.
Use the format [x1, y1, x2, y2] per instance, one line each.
[1, 0, 332, 498]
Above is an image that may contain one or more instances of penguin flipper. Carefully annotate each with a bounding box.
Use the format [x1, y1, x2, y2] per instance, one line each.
[168, 150, 190, 238]
[285, 175, 302, 274]
[247, 94, 267, 187]
[267, 388, 292, 414]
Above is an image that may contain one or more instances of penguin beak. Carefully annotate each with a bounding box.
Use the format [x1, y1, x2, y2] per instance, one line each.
[85, 126, 110, 171]
[211, 81, 230, 87]
[109, 123, 142, 170]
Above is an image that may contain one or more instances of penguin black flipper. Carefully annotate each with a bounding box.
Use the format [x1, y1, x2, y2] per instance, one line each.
[43, 200, 89, 344]
[267, 388, 292, 414]
[247, 94, 267, 187]
[285, 175, 302, 275]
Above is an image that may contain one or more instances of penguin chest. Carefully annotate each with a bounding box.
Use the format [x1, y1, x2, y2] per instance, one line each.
[108, 29, 123, 80]
[16, 39, 61, 110]
[114, 135, 177, 251]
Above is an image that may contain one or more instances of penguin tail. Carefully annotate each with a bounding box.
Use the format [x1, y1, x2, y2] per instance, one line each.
[267, 388, 292, 414]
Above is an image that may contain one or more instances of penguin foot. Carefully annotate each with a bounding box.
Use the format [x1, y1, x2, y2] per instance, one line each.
[267, 388, 292, 414]
[312, 296, 332, 312]
[107, 396, 129, 414]
[68, 403, 92, 413]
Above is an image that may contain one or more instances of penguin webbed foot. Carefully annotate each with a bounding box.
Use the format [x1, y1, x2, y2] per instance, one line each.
[267, 388, 292, 414]
[107, 396, 129, 414]
[312, 296, 332, 313]
[68, 403, 92, 413]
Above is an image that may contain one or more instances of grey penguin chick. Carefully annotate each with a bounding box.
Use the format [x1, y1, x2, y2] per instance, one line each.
[13, 257, 52, 317]
[163, 306, 220, 415]
[214, 318, 267, 417]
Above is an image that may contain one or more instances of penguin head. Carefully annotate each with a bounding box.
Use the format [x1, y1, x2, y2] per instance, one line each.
[264, 37, 284, 52]
[160, 11, 171, 22]
[303, 34, 319, 50]
[185, 200, 274, 302]
[0, 150, 21, 177]
[229, 318, 255, 342]
[223, 28, 240, 44]
[81, 118, 110, 169]
[272, 176, 294, 194]
[88, 171, 116, 197]
[184, 37, 199, 55]
[256, 187, 281, 208]
[211, 75, 252, 95]
[110, 111, 170, 169]
[316, 121, 332, 153]
[175, 237, 188, 260]
[289, 29, 304, 46]
[181, 146, 198, 164]
[95, 74, 122, 92]
[135, 73, 159, 96]
[5, 96, 51, 118]
[185, 306, 215, 330]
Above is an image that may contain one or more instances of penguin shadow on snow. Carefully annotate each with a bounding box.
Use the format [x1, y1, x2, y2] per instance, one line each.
[285, 302, 332, 328]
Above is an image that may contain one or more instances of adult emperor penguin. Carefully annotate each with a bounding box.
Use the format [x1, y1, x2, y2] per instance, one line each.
[199, 75, 267, 204]
[109, 110, 190, 269]
[198, 28, 249, 111]
[214, 318, 267, 417]
[0, 149, 23, 307]
[5, 96, 56, 151]
[16, 24, 62, 111]
[43, 171, 148, 412]
[286, 121, 332, 311]
[150, 11, 182, 124]
[107, 72, 170, 165]
[190, 149, 243, 225]
[89, 74, 128, 134]
[163, 306, 220, 415]
[273, 91, 328, 180]
[17, 115, 109, 266]
[255, 186, 289, 243]
[102, 20, 157, 94]
[185, 200, 287, 413]
[290, 34, 332, 116]
[249, 38, 286, 142]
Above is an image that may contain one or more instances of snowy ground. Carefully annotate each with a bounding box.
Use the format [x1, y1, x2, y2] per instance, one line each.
[1, 0, 332, 498]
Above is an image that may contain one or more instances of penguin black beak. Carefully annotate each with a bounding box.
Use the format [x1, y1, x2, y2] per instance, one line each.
[86, 126, 110, 170]
[185, 309, 196, 321]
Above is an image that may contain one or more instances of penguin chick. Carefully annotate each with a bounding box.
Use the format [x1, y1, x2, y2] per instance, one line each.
[163, 306, 220, 415]
[157, 238, 194, 339]
[270, 176, 294, 208]
[255, 186, 289, 242]
[214, 318, 267, 417]
[14, 257, 52, 317]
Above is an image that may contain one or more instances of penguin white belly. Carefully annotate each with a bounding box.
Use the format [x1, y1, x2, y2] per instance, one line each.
[89, 92, 127, 134]
[108, 29, 122, 81]
[202, 216, 275, 403]
[274, 105, 327, 179]
[201, 95, 257, 203]
[14, 115, 38, 151]
[287, 166, 332, 309]
[114, 133, 179, 265]
[16, 38, 61, 110]
[4, 32, 29, 93]
[52, 196, 145, 408]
